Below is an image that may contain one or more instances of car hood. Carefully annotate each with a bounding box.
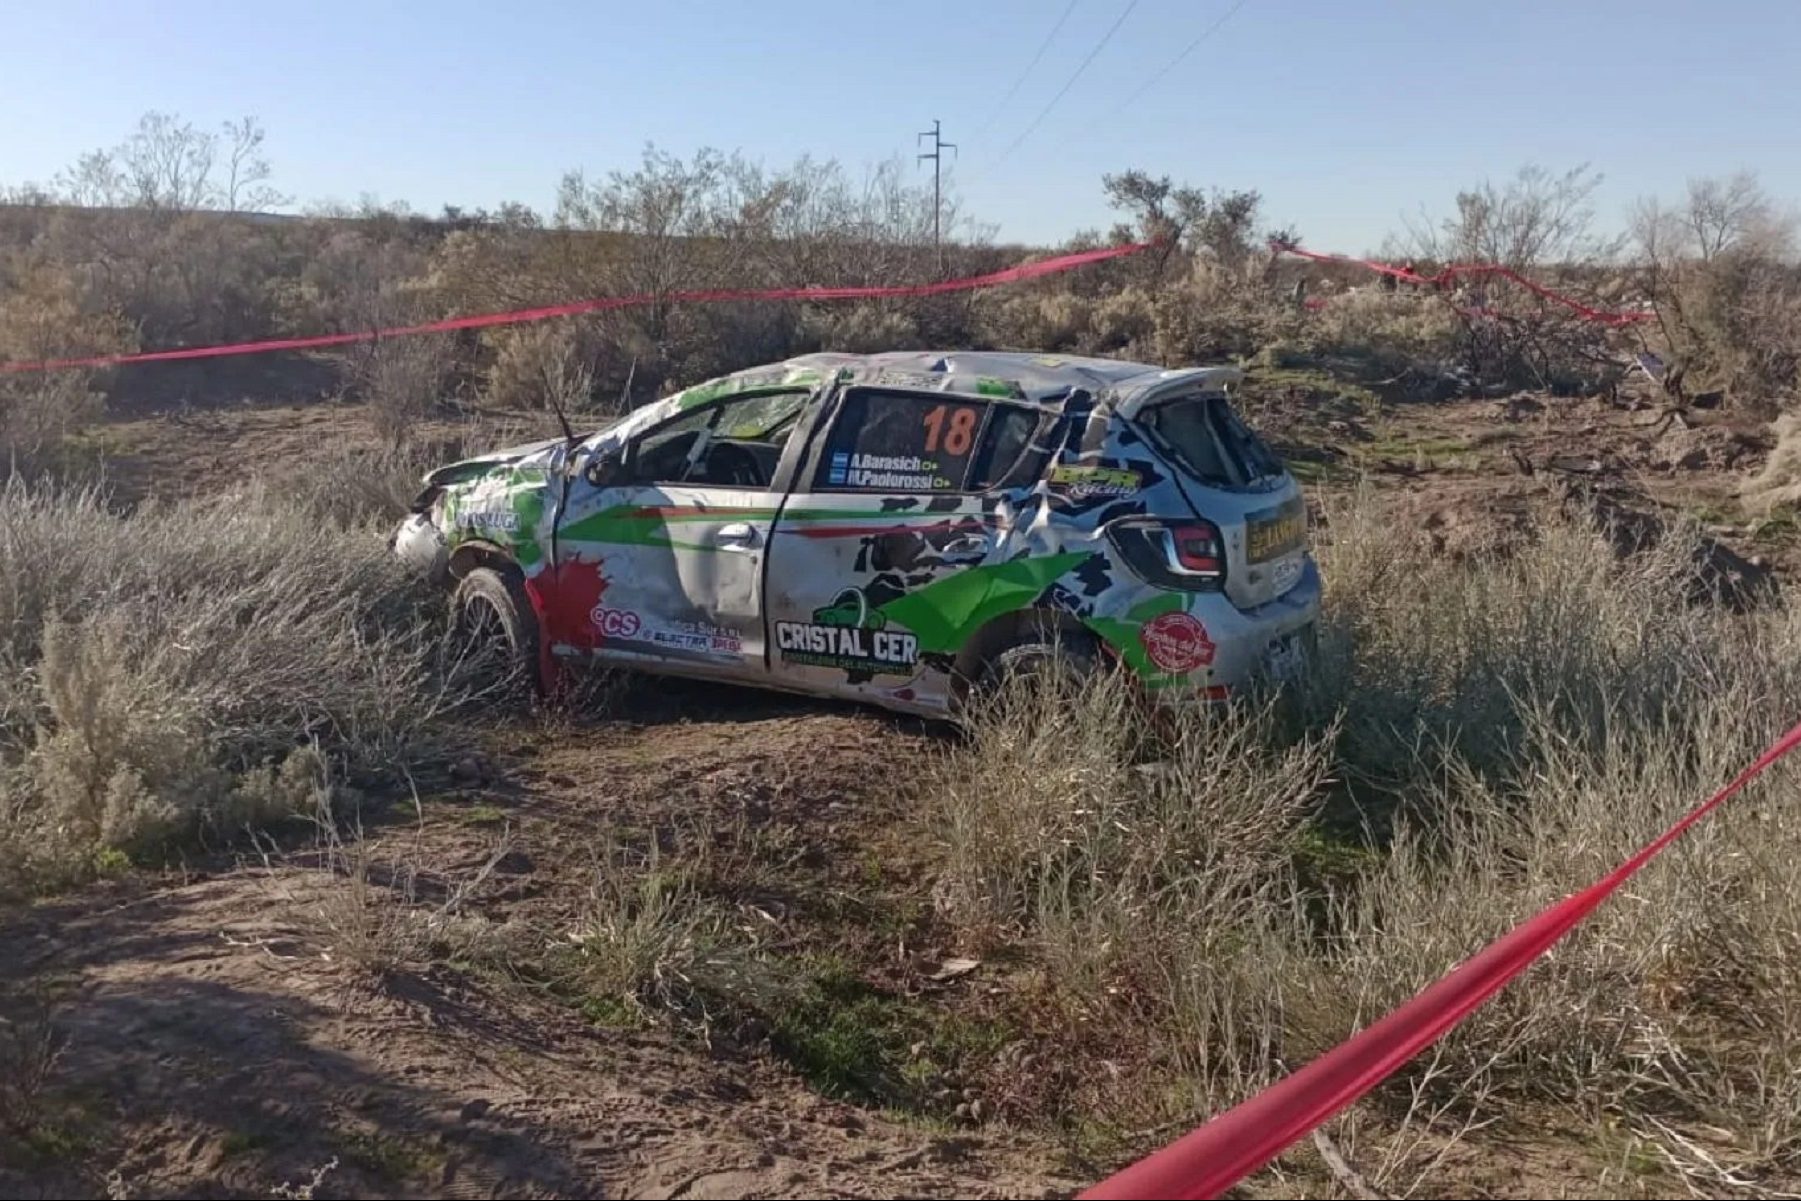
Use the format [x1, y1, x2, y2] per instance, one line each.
[422, 435, 570, 488]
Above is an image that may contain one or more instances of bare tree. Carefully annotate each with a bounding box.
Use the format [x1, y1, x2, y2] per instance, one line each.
[1406, 163, 1618, 268]
[1632, 171, 1801, 399]
[222, 117, 286, 212]
[119, 112, 217, 211]
[1103, 171, 1269, 275]
[45, 111, 286, 214]
[1682, 171, 1792, 262]
[556, 145, 728, 341]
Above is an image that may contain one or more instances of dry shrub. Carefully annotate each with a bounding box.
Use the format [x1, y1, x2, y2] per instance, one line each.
[1301, 493, 1801, 1183]
[1309, 485, 1752, 782]
[974, 262, 1279, 365]
[796, 303, 923, 354]
[1087, 289, 1156, 355]
[268, 415, 552, 530]
[0, 374, 107, 467]
[1743, 411, 1801, 513]
[1302, 288, 1464, 376]
[0, 482, 457, 892]
[933, 493, 1801, 1188]
[0, 996, 66, 1138]
[0, 261, 135, 466]
[270, 440, 450, 528]
[976, 288, 1093, 352]
[1147, 258, 1284, 363]
[354, 334, 450, 447]
[482, 323, 602, 414]
[933, 668, 1335, 1111]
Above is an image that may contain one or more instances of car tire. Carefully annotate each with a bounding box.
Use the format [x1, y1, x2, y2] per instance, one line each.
[450, 566, 541, 691]
[973, 629, 1102, 699]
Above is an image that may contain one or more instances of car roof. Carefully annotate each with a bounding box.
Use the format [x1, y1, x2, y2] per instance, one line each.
[682, 351, 1243, 416]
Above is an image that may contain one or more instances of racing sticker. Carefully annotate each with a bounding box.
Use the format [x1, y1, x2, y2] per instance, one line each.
[591, 606, 641, 638]
[646, 617, 743, 655]
[775, 587, 919, 675]
[1047, 464, 1142, 499]
[591, 606, 743, 655]
[826, 452, 952, 491]
[817, 392, 980, 492]
[1140, 611, 1217, 673]
[454, 508, 521, 535]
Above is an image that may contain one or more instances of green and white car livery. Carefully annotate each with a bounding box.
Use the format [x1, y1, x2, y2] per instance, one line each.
[392, 351, 1319, 714]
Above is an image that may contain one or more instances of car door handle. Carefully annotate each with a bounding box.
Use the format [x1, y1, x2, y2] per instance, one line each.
[715, 522, 761, 550]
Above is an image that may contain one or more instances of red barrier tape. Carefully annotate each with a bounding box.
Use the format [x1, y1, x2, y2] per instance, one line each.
[0, 241, 1152, 374]
[1080, 716, 1801, 1201]
[1278, 243, 1653, 328]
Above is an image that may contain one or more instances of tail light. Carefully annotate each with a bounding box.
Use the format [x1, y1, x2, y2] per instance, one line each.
[1106, 517, 1227, 591]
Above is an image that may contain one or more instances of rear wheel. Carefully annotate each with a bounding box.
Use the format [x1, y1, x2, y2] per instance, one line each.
[972, 628, 1102, 700]
[449, 566, 540, 691]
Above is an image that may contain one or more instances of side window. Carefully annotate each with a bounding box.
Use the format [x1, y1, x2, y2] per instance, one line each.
[624, 406, 715, 484]
[967, 404, 1045, 491]
[617, 391, 806, 488]
[813, 391, 989, 493]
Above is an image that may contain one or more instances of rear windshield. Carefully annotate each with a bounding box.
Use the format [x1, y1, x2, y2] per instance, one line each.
[1134, 395, 1284, 488]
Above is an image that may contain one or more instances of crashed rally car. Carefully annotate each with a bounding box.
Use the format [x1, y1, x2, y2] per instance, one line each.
[392, 351, 1319, 715]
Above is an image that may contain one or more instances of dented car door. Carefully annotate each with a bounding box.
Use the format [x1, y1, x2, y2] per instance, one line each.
[548, 389, 814, 682]
[762, 386, 1043, 712]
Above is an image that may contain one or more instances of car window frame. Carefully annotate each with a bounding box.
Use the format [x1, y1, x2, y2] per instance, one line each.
[605, 387, 815, 493]
[1132, 392, 1253, 489]
[797, 385, 1045, 497]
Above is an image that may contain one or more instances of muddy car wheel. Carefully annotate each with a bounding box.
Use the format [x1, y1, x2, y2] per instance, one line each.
[450, 567, 540, 691]
[974, 632, 1100, 700]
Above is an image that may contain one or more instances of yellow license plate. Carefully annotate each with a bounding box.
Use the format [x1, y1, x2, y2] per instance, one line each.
[1246, 499, 1307, 563]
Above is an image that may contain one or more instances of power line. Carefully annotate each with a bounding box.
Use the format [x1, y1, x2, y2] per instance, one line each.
[991, 0, 1142, 168]
[917, 119, 957, 274]
[975, 0, 1083, 141]
[1083, 0, 1252, 133]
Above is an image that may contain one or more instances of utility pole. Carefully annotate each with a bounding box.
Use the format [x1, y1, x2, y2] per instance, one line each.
[917, 118, 957, 275]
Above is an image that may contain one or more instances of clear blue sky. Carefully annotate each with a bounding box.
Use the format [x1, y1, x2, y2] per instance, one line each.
[2, 0, 1796, 253]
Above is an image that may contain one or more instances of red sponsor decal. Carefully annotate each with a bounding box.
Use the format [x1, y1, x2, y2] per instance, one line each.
[1140, 611, 1216, 674]
[522, 556, 610, 652]
[591, 606, 641, 638]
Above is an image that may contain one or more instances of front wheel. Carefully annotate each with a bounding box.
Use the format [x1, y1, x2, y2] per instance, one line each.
[449, 566, 541, 691]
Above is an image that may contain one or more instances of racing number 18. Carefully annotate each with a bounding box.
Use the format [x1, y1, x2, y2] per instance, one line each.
[921, 405, 977, 456]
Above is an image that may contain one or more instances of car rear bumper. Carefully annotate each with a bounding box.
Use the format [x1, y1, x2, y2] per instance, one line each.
[391, 513, 448, 584]
[1155, 556, 1322, 700]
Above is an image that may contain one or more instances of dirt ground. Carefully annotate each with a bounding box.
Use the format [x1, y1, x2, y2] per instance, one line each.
[4, 369, 1792, 1200]
[1, 697, 1077, 1200]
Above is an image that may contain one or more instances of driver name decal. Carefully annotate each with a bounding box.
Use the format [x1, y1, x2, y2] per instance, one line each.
[826, 452, 951, 491]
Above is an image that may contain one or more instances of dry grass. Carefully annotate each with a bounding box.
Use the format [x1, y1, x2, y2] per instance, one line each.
[559, 837, 762, 1025]
[925, 492, 1801, 1191]
[293, 811, 522, 981]
[0, 481, 461, 893]
[0, 996, 66, 1139]
[1744, 412, 1801, 513]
